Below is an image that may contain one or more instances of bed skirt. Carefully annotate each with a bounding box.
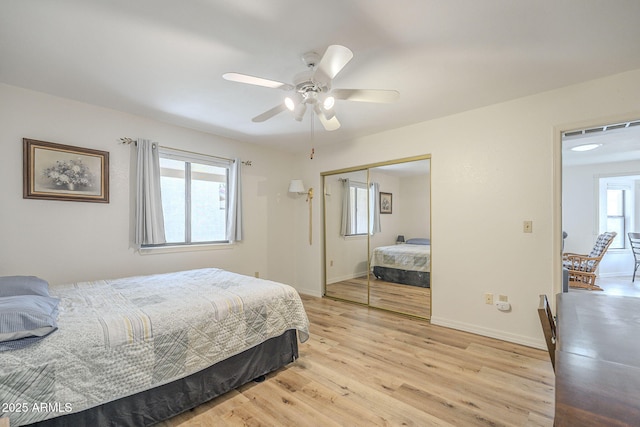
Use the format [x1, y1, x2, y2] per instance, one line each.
[26, 330, 299, 427]
[373, 266, 430, 288]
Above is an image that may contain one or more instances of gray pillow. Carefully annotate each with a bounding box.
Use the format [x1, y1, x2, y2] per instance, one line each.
[0, 295, 59, 351]
[406, 238, 430, 245]
[0, 276, 50, 297]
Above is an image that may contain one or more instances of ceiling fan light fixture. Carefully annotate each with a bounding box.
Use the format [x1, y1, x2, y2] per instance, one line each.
[294, 103, 307, 121]
[323, 95, 335, 110]
[321, 104, 336, 120]
[323, 110, 336, 121]
[225, 45, 398, 131]
[284, 96, 296, 111]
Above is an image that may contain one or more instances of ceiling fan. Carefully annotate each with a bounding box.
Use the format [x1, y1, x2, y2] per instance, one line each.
[222, 45, 399, 131]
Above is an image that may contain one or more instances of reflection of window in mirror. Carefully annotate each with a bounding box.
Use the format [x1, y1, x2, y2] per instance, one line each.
[346, 180, 368, 236]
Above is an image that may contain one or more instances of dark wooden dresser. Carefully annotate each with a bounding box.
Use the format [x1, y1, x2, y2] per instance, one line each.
[555, 292, 640, 426]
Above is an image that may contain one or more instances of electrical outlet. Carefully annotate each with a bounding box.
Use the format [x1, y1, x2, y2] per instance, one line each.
[484, 293, 494, 305]
[496, 301, 511, 311]
[523, 220, 533, 233]
[254, 272, 259, 278]
[499, 294, 508, 302]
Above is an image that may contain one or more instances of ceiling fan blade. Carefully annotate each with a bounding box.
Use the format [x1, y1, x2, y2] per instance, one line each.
[332, 89, 400, 103]
[223, 72, 293, 91]
[314, 106, 341, 131]
[252, 104, 287, 122]
[315, 45, 353, 82]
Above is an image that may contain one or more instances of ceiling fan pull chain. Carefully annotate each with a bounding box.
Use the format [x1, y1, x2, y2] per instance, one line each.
[310, 110, 315, 159]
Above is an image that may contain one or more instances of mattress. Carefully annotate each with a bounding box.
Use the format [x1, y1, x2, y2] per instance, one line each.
[0, 268, 309, 426]
[370, 243, 431, 273]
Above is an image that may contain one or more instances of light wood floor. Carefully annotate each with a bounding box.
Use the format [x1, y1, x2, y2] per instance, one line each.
[326, 276, 431, 318]
[162, 295, 554, 426]
[594, 275, 640, 297]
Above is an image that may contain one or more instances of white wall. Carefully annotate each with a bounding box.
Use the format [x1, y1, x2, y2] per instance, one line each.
[0, 83, 302, 289]
[397, 174, 431, 240]
[292, 69, 640, 349]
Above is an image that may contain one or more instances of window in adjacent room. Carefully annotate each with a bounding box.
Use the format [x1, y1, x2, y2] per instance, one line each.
[598, 176, 640, 250]
[157, 148, 230, 245]
[606, 187, 626, 249]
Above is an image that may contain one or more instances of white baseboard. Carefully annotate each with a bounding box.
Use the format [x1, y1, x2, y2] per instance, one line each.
[296, 287, 323, 298]
[326, 271, 368, 285]
[430, 316, 547, 350]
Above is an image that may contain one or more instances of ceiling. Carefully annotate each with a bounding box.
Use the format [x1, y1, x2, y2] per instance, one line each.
[375, 159, 430, 177]
[562, 120, 640, 167]
[2, 1, 640, 153]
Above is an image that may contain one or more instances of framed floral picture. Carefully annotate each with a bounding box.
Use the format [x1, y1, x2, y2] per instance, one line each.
[380, 192, 392, 214]
[23, 138, 109, 203]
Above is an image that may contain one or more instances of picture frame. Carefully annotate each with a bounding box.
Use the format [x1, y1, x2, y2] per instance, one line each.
[380, 192, 392, 214]
[23, 138, 109, 203]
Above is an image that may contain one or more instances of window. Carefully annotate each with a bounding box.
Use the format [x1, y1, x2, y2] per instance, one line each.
[152, 149, 231, 245]
[348, 181, 368, 235]
[598, 176, 638, 250]
[606, 188, 626, 249]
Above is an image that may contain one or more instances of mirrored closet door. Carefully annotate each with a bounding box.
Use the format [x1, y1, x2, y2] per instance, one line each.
[324, 169, 369, 304]
[322, 156, 431, 319]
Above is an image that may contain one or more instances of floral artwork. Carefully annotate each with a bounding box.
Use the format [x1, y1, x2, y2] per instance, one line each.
[43, 159, 95, 191]
[380, 192, 392, 214]
[23, 139, 109, 203]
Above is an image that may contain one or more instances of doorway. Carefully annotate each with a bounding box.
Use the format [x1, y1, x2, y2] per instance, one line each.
[561, 119, 640, 295]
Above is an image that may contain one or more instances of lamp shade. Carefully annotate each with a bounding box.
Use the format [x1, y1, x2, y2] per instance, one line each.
[396, 235, 405, 243]
[288, 180, 305, 193]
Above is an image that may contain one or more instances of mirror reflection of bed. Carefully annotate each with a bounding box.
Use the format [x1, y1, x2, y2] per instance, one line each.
[369, 237, 430, 318]
[323, 157, 431, 319]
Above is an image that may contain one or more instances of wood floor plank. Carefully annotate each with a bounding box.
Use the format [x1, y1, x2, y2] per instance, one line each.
[166, 295, 554, 426]
[238, 379, 342, 427]
[392, 382, 517, 427]
[290, 357, 454, 426]
[326, 275, 431, 318]
[272, 369, 389, 427]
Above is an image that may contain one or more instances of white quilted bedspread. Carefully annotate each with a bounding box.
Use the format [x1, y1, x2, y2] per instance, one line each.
[0, 268, 309, 425]
[370, 244, 431, 272]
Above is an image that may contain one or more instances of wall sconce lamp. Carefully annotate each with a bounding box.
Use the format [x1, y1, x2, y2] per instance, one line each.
[288, 180, 313, 201]
[289, 180, 314, 245]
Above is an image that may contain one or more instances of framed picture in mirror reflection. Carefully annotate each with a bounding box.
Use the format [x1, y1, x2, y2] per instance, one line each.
[380, 192, 392, 214]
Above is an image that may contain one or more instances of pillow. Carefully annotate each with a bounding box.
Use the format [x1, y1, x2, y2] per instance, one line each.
[0, 276, 50, 297]
[0, 295, 59, 351]
[406, 238, 430, 245]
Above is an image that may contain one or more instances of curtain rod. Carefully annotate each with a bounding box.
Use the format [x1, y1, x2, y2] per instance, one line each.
[119, 138, 252, 166]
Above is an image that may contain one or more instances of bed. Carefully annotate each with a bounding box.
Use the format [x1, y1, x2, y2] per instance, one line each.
[370, 238, 431, 287]
[0, 268, 309, 426]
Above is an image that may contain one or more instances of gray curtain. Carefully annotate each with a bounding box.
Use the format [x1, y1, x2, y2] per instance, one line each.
[226, 158, 243, 242]
[134, 139, 166, 246]
[370, 182, 381, 235]
[340, 178, 352, 236]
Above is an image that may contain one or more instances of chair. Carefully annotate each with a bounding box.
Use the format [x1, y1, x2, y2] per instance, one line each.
[562, 231, 616, 291]
[537, 294, 556, 371]
[629, 233, 640, 282]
